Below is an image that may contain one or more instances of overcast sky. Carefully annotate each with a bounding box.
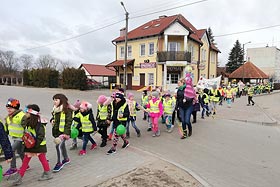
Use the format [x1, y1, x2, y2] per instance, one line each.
[0, 0, 279, 67]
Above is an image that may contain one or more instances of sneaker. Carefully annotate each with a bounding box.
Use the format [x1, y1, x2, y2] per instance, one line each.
[90, 143, 97, 150]
[106, 148, 116, 155]
[11, 173, 22, 186]
[252, 103, 255, 106]
[167, 125, 174, 133]
[38, 171, 53, 181]
[3, 168, 17, 176]
[156, 130, 160, 137]
[53, 163, 63, 172]
[147, 127, 152, 132]
[122, 141, 129, 149]
[69, 143, 77, 150]
[152, 133, 156, 137]
[79, 150, 86, 156]
[247, 104, 251, 106]
[136, 131, 141, 137]
[62, 158, 70, 166]
[100, 141, 107, 147]
[201, 116, 205, 119]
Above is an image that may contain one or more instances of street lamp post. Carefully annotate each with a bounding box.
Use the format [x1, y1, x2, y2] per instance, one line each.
[242, 41, 251, 82]
[121, 2, 129, 95]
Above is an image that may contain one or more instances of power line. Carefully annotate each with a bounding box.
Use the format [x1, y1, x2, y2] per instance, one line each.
[18, 19, 124, 52]
[17, 0, 208, 52]
[214, 24, 280, 37]
[131, 0, 208, 19]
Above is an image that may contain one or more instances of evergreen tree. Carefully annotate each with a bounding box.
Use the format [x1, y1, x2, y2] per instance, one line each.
[226, 40, 244, 73]
[207, 27, 215, 44]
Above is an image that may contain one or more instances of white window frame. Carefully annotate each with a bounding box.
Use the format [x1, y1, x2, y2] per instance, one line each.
[148, 73, 154, 85]
[148, 42, 154, 56]
[140, 44, 145, 57]
[128, 45, 132, 58]
[168, 42, 180, 51]
[120, 46, 124, 58]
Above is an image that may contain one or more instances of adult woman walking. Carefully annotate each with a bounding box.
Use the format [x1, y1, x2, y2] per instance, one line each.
[176, 74, 196, 139]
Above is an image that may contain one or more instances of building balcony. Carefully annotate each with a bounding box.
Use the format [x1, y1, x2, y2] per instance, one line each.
[157, 51, 191, 62]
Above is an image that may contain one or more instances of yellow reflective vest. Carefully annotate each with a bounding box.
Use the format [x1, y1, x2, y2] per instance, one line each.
[203, 93, 209, 104]
[248, 87, 254, 96]
[210, 89, 220, 102]
[116, 103, 128, 121]
[98, 104, 108, 120]
[6, 111, 25, 138]
[129, 101, 137, 117]
[76, 113, 93, 132]
[163, 99, 174, 114]
[149, 100, 160, 113]
[225, 90, 233, 98]
[26, 126, 46, 146]
[141, 95, 148, 106]
[55, 112, 66, 133]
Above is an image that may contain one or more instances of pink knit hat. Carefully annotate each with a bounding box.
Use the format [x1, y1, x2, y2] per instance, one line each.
[97, 95, 107, 104]
[80, 101, 92, 110]
[127, 92, 134, 99]
[73, 100, 81, 109]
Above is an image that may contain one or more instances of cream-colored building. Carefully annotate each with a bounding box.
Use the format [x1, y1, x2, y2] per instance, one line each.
[247, 46, 280, 83]
[106, 14, 220, 91]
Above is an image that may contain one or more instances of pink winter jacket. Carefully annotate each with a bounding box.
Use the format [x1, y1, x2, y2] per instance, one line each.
[146, 98, 163, 118]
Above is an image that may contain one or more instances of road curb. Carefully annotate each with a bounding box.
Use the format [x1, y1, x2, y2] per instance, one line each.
[131, 146, 212, 187]
[228, 118, 278, 126]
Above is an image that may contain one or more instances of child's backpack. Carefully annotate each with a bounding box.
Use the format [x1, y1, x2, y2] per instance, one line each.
[22, 131, 36, 148]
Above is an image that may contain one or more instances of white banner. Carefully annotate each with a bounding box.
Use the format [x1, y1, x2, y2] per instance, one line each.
[197, 76, 222, 89]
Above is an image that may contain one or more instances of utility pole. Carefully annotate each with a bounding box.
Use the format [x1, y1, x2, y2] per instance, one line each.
[121, 2, 128, 95]
[242, 41, 251, 82]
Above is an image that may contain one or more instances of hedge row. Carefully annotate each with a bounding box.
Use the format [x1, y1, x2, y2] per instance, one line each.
[23, 68, 88, 90]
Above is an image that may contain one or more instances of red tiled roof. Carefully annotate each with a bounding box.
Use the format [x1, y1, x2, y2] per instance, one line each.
[229, 61, 268, 79]
[80, 64, 115, 76]
[196, 29, 207, 39]
[113, 14, 202, 44]
[106, 59, 135, 67]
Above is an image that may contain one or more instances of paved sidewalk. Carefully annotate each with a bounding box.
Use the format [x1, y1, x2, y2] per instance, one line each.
[217, 91, 279, 125]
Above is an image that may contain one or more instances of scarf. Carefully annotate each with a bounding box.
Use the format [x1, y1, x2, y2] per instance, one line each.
[52, 105, 63, 114]
[178, 84, 186, 90]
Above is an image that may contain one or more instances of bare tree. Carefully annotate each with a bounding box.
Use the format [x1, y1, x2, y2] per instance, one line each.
[36, 54, 58, 69]
[59, 60, 73, 71]
[0, 50, 18, 73]
[19, 54, 34, 70]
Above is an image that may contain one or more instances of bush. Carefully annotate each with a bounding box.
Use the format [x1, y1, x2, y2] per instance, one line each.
[24, 68, 59, 88]
[62, 68, 88, 90]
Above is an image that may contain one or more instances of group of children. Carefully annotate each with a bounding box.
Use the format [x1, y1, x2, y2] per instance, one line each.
[0, 80, 259, 186]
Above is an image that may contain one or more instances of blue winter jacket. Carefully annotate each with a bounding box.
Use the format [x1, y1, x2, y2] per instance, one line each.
[0, 121, 13, 160]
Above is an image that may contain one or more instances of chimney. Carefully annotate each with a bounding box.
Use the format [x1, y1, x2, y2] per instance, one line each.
[120, 27, 126, 37]
[159, 15, 167, 19]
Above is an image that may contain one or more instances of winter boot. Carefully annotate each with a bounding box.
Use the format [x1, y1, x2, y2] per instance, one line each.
[100, 140, 107, 147]
[38, 171, 53, 181]
[188, 129, 192, 137]
[181, 130, 188, 139]
[12, 172, 22, 186]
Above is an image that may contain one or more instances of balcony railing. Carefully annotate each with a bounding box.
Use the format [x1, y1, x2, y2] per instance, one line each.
[157, 51, 191, 62]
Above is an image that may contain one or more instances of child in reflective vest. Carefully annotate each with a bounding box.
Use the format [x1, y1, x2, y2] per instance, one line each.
[4, 98, 26, 177]
[10, 104, 52, 186]
[96, 95, 112, 147]
[51, 94, 72, 172]
[225, 86, 233, 108]
[163, 93, 175, 132]
[200, 88, 210, 119]
[126, 93, 145, 138]
[69, 100, 81, 150]
[74, 101, 97, 156]
[146, 91, 163, 137]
